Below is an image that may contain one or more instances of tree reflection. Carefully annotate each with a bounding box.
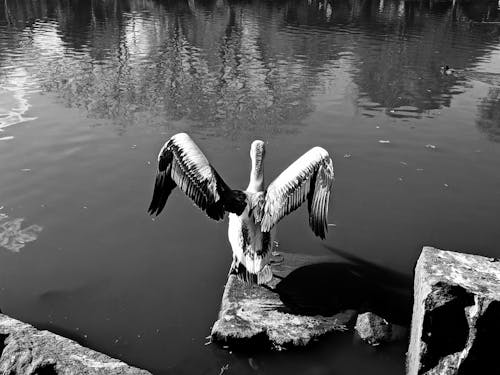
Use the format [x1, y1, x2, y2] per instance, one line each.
[477, 88, 500, 142]
[1, 0, 319, 136]
[0, 0, 500, 135]
[343, 0, 497, 117]
[461, 0, 500, 22]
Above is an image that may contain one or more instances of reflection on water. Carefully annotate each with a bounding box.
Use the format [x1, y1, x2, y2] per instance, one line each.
[1, 0, 318, 135]
[477, 87, 500, 141]
[0, 0, 499, 137]
[0, 211, 43, 253]
[0, 68, 37, 131]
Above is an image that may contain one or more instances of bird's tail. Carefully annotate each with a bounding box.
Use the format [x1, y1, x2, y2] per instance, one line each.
[230, 262, 272, 285]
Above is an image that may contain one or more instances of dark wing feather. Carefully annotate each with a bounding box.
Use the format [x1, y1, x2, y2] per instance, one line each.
[259, 147, 334, 238]
[148, 133, 246, 220]
[148, 148, 177, 216]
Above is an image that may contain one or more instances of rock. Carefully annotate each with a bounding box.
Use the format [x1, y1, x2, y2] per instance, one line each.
[354, 312, 407, 345]
[211, 252, 357, 348]
[0, 314, 151, 375]
[408, 246, 500, 375]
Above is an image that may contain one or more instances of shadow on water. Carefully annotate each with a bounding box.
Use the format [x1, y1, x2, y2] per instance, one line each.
[274, 246, 413, 326]
[322, 245, 413, 288]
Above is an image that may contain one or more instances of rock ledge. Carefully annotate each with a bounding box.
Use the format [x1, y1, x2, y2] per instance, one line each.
[0, 313, 151, 375]
[408, 246, 500, 375]
[211, 252, 357, 348]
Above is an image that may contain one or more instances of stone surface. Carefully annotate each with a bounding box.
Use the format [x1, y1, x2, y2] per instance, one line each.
[354, 312, 407, 345]
[0, 314, 151, 375]
[211, 252, 357, 348]
[408, 246, 500, 375]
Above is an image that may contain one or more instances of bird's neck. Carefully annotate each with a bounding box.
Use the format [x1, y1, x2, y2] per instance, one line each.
[247, 156, 264, 192]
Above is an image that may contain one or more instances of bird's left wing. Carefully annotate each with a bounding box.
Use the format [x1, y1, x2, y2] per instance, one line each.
[258, 147, 334, 239]
[148, 133, 246, 220]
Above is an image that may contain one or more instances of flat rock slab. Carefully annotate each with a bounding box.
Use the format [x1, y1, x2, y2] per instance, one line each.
[211, 252, 357, 348]
[0, 314, 151, 375]
[408, 246, 500, 375]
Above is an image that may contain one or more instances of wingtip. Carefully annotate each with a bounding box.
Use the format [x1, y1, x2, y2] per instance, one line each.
[148, 204, 163, 216]
[315, 228, 326, 240]
[147, 196, 158, 216]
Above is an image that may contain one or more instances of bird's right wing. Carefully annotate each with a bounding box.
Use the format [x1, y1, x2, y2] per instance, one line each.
[148, 133, 246, 220]
[258, 147, 334, 238]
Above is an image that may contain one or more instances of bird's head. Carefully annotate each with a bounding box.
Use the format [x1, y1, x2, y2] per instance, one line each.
[250, 140, 266, 163]
[440, 65, 451, 74]
[249, 140, 266, 189]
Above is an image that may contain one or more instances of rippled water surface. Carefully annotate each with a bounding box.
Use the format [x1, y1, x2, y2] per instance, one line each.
[1, 0, 500, 373]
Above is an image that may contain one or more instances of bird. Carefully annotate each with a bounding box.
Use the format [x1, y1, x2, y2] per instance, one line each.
[148, 133, 334, 285]
[441, 65, 456, 76]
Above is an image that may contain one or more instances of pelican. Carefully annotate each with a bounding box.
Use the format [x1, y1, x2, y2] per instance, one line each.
[148, 133, 334, 285]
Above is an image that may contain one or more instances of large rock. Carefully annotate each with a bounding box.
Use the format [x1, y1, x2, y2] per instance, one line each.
[408, 246, 500, 375]
[211, 252, 357, 348]
[0, 314, 151, 375]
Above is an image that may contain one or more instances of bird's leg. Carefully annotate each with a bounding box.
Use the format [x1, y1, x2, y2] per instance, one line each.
[228, 256, 238, 277]
[270, 240, 284, 265]
[268, 240, 285, 280]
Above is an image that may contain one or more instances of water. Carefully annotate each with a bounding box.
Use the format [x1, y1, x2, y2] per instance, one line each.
[1, 0, 500, 373]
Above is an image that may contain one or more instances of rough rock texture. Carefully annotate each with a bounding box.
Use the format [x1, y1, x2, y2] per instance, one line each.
[408, 246, 500, 375]
[0, 314, 151, 375]
[354, 312, 407, 345]
[211, 252, 357, 348]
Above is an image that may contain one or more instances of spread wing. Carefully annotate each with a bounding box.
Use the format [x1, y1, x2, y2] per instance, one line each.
[258, 147, 334, 239]
[148, 133, 246, 220]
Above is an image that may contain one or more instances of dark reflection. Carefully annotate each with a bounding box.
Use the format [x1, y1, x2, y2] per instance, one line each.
[461, 0, 500, 22]
[348, 1, 497, 118]
[1, 0, 500, 136]
[275, 246, 412, 325]
[58, 1, 132, 52]
[477, 87, 500, 142]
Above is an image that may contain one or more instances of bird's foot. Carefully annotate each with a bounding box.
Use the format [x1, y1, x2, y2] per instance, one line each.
[270, 252, 284, 265]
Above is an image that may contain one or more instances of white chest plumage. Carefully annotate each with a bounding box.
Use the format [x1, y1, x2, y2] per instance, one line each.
[227, 195, 276, 283]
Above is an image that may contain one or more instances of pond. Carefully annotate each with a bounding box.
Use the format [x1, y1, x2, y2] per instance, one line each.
[1, 0, 500, 374]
